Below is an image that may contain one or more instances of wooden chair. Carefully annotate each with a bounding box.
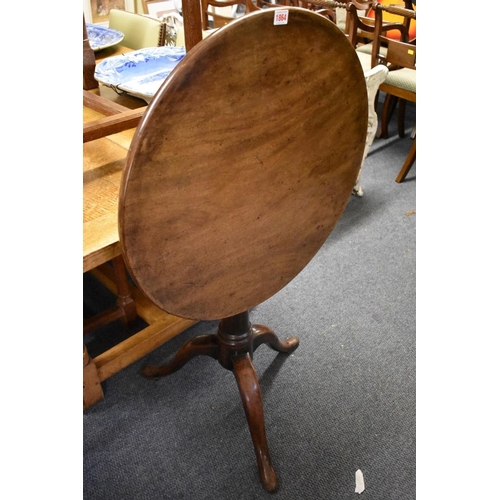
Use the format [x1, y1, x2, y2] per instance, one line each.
[372, 1, 416, 182]
[199, 0, 289, 32]
[283, 2, 395, 196]
[295, 1, 398, 72]
[256, 0, 293, 7]
[291, 0, 337, 22]
[201, 0, 248, 29]
[286, 0, 362, 30]
[118, 7, 367, 492]
[108, 9, 167, 49]
[366, 0, 416, 42]
[305, 2, 392, 196]
[173, 0, 245, 45]
[343, 0, 371, 35]
[344, 1, 408, 72]
[365, 0, 415, 136]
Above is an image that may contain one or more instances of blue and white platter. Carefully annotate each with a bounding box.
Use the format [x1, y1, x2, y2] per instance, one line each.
[86, 23, 124, 51]
[94, 46, 187, 103]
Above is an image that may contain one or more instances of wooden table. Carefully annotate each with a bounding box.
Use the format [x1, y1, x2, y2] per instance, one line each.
[83, 45, 196, 410]
[117, 9, 368, 492]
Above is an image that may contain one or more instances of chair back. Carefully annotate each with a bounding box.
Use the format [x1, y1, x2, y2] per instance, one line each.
[372, 0, 416, 183]
[367, 0, 415, 41]
[256, 0, 291, 7]
[292, 1, 337, 23]
[201, 0, 248, 29]
[345, 1, 392, 48]
[372, 2, 416, 70]
[108, 9, 166, 49]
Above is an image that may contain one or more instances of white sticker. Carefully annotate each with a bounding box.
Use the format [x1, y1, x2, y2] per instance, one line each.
[355, 469, 365, 494]
[273, 10, 289, 25]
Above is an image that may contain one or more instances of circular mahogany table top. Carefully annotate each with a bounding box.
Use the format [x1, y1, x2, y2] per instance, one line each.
[119, 8, 367, 320]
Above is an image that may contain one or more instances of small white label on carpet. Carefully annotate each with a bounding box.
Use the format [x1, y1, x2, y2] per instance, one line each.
[355, 469, 365, 494]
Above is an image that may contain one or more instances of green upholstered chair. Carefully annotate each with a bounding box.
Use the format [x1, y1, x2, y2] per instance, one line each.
[108, 9, 166, 49]
[372, 1, 416, 182]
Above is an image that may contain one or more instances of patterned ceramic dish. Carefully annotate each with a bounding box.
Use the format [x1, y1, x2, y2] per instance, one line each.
[86, 23, 124, 51]
[94, 46, 187, 103]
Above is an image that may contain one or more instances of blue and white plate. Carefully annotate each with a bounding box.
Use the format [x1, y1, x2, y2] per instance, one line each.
[94, 46, 186, 103]
[86, 23, 124, 51]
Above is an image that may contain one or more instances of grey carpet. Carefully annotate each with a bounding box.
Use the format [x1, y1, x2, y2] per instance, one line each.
[84, 99, 416, 500]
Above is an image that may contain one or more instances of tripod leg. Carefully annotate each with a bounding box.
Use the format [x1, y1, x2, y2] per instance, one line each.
[141, 334, 219, 378]
[232, 353, 279, 493]
[252, 324, 299, 354]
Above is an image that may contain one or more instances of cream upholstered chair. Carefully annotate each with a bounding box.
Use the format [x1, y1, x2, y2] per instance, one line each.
[108, 9, 166, 49]
[351, 63, 388, 196]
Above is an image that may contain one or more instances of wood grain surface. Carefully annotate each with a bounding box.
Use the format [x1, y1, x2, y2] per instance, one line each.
[119, 8, 367, 320]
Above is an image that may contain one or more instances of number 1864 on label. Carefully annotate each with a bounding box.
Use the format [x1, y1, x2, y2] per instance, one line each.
[273, 10, 289, 25]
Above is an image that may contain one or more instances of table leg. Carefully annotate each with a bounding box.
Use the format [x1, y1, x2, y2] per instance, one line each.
[83, 344, 104, 409]
[252, 323, 299, 353]
[233, 353, 279, 493]
[113, 255, 137, 326]
[83, 256, 137, 335]
[139, 310, 298, 492]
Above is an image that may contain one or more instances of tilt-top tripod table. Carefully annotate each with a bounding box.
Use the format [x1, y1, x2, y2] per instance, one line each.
[118, 8, 367, 493]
